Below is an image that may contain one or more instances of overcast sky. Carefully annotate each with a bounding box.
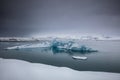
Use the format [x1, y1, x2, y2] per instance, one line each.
[0, 0, 120, 37]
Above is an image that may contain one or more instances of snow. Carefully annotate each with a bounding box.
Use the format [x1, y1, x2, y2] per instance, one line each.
[0, 37, 34, 42]
[0, 58, 120, 80]
[0, 36, 120, 42]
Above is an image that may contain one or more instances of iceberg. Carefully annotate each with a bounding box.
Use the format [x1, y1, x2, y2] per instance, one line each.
[5, 39, 98, 54]
[70, 45, 98, 53]
[51, 40, 98, 53]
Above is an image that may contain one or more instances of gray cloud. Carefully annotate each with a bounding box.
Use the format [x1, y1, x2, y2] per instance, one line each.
[0, 0, 120, 37]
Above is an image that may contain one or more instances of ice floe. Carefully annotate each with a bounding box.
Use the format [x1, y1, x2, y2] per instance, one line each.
[72, 56, 87, 60]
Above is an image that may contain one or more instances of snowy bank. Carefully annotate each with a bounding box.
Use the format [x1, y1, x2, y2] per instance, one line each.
[0, 58, 120, 80]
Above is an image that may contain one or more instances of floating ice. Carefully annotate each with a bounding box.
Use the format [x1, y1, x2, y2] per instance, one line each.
[5, 42, 51, 50]
[72, 56, 87, 60]
[5, 39, 98, 54]
[51, 39, 98, 53]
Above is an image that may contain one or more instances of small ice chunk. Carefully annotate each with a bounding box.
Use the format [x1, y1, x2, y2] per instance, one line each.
[72, 56, 87, 60]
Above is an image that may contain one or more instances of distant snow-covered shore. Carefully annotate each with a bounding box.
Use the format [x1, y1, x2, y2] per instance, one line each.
[0, 36, 120, 42]
[0, 58, 120, 80]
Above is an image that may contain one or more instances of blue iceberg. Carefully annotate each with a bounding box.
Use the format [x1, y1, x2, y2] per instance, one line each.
[50, 40, 98, 53]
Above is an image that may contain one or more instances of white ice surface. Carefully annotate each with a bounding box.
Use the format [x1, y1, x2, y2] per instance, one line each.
[0, 58, 120, 80]
[72, 56, 87, 60]
[5, 42, 50, 50]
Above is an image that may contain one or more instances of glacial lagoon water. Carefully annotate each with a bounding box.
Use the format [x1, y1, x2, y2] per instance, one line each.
[0, 40, 120, 73]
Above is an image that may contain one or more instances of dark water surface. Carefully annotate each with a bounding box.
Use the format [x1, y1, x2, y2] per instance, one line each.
[0, 41, 120, 73]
